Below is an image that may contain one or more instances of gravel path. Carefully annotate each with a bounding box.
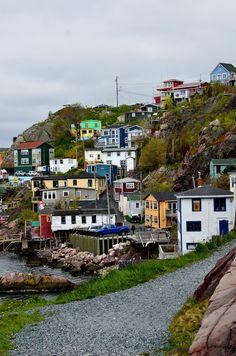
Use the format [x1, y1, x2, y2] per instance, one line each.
[10, 240, 236, 356]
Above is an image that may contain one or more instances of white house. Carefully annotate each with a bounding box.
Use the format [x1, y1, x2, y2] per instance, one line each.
[52, 207, 116, 232]
[50, 158, 78, 173]
[84, 148, 102, 165]
[176, 185, 234, 254]
[119, 192, 145, 218]
[85, 147, 137, 177]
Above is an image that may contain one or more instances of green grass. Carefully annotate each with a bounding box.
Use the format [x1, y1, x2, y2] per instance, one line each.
[0, 311, 44, 355]
[161, 298, 209, 355]
[0, 230, 235, 354]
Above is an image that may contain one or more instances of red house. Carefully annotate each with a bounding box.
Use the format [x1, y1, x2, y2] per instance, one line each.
[113, 177, 141, 201]
[39, 211, 53, 238]
[154, 79, 183, 105]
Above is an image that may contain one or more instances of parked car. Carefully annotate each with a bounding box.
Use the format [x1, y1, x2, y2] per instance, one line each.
[94, 224, 130, 236]
[28, 171, 39, 176]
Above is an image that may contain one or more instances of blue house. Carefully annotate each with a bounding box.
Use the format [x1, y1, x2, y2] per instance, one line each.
[96, 125, 143, 149]
[86, 163, 118, 184]
[210, 63, 236, 86]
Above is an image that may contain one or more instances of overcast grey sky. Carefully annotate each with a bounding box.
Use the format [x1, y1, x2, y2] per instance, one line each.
[0, 0, 236, 147]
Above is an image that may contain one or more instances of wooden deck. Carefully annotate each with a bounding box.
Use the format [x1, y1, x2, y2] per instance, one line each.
[128, 230, 170, 247]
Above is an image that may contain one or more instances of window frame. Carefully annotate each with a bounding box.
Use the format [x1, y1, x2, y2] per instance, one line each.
[186, 221, 201, 232]
[214, 198, 226, 212]
[192, 198, 201, 212]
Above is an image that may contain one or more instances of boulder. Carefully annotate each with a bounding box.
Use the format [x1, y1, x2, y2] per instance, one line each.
[0, 273, 75, 292]
[189, 256, 236, 355]
[192, 247, 236, 301]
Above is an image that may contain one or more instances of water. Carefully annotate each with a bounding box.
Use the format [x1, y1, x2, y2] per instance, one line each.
[0, 252, 89, 301]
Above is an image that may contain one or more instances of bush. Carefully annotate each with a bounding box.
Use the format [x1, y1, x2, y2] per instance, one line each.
[195, 243, 208, 254]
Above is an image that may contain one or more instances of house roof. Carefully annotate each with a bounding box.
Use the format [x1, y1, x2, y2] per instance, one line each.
[31, 172, 105, 180]
[144, 192, 177, 201]
[176, 185, 233, 198]
[127, 192, 146, 201]
[15, 141, 47, 149]
[219, 63, 236, 73]
[173, 82, 208, 90]
[113, 177, 140, 184]
[210, 158, 236, 165]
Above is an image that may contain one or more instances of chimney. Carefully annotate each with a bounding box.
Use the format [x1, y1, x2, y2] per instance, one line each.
[197, 171, 203, 187]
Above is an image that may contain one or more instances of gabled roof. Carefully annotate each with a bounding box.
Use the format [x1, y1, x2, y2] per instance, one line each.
[176, 185, 233, 198]
[219, 63, 236, 73]
[15, 141, 47, 149]
[113, 177, 140, 184]
[144, 192, 176, 201]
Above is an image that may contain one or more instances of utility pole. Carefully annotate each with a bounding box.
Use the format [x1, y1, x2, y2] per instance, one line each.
[106, 177, 110, 224]
[115, 76, 119, 107]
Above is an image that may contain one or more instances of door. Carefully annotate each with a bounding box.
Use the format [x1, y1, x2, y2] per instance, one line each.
[219, 220, 229, 235]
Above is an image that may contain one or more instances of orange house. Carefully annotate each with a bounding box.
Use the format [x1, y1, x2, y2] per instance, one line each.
[144, 192, 177, 229]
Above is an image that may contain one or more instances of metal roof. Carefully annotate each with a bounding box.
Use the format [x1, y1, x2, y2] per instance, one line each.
[210, 158, 236, 165]
[15, 141, 49, 149]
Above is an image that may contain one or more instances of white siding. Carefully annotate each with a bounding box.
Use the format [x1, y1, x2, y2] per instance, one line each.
[178, 197, 234, 254]
[52, 213, 116, 231]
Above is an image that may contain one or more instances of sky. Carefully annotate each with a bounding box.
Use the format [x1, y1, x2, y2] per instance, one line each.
[0, 0, 236, 147]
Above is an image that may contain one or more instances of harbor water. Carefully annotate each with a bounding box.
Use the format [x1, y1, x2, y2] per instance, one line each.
[0, 252, 89, 301]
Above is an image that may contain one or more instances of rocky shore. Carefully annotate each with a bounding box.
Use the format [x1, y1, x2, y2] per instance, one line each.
[37, 242, 131, 277]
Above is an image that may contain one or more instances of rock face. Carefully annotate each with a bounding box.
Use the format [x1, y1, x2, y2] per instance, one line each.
[0, 272, 75, 292]
[192, 247, 236, 301]
[189, 255, 236, 355]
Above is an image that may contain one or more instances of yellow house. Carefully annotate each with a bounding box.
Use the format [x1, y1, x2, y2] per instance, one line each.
[144, 192, 177, 229]
[31, 172, 106, 210]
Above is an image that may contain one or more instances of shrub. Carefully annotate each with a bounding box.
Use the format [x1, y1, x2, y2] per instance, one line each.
[195, 243, 208, 254]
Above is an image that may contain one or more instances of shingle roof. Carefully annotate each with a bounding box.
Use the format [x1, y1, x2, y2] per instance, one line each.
[127, 192, 146, 201]
[15, 141, 46, 149]
[219, 63, 236, 73]
[144, 192, 177, 201]
[176, 185, 233, 198]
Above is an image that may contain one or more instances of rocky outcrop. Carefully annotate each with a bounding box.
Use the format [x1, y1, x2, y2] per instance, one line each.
[192, 247, 236, 301]
[189, 255, 236, 355]
[43, 242, 130, 275]
[0, 272, 74, 292]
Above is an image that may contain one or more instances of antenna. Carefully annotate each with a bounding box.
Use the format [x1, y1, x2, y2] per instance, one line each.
[115, 76, 119, 107]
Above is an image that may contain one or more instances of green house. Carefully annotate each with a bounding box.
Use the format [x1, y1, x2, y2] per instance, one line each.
[14, 141, 54, 173]
[210, 158, 236, 179]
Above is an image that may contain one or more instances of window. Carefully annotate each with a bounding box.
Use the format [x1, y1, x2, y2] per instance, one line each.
[53, 180, 59, 187]
[94, 123, 98, 128]
[153, 202, 157, 210]
[127, 151, 131, 155]
[21, 158, 29, 164]
[222, 73, 227, 79]
[64, 180, 67, 187]
[186, 221, 201, 232]
[117, 152, 120, 156]
[186, 243, 198, 251]
[88, 179, 93, 187]
[216, 165, 221, 174]
[106, 160, 112, 164]
[43, 192, 47, 199]
[212, 74, 216, 80]
[103, 130, 109, 135]
[55, 160, 57, 164]
[145, 215, 150, 222]
[153, 216, 158, 224]
[217, 74, 221, 79]
[61, 216, 66, 224]
[192, 199, 201, 212]
[97, 154, 100, 160]
[120, 160, 126, 167]
[52, 192, 56, 199]
[48, 193, 51, 199]
[71, 215, 76, 224]
[92, 215, 96, 223]
[145, 201, 149, 209]
[63, 191, 69, 197]
[73, 179, 77, 186]
[91, 165, 95, 172]
[82, 216, 86, 224]
[107, 153, 111, 157]
[21, 149, 29, 155]
[126, 183, 134, 189]
[46, 216, 51, 223]
[214, 198, 226, 211]
[60, 159, 63, 164]
[149, 201, 152, 209]
[136, 202, 140, 208]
